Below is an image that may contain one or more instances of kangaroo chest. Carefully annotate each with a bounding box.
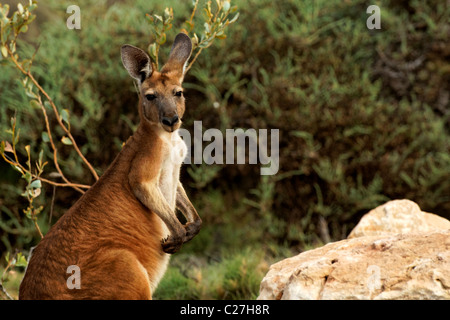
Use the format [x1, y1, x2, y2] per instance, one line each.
[158, 130, 187, 208]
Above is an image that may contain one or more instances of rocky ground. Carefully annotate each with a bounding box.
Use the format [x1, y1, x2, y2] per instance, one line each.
[258, 200, 450, 300]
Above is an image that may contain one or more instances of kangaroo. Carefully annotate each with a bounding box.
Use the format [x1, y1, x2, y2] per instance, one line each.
[19, 33, 202, 300]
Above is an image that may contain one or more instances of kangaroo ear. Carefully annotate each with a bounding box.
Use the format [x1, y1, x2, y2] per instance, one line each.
[161, 33, 192, 81]
[121, 45, 153, 83]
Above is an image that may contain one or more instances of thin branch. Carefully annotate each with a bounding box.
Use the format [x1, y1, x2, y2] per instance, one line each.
[33, 219, 43, 239]
[0, 259, 15, 300]
[39, 176, 89, 190]
[36, 94, 84, 194]
[212, 0, 222, 25]
[0, 284, 13, 300]
[1, 152, 90, 191]
[49, 185, 56, 224]
[188, 0, 199, 25]
[185, 47, 203, 74]
[26, 42, 41, 73]
[5, 46, 99, 181]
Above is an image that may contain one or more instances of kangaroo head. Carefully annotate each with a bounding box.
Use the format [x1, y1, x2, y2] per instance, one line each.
[121, 33, 192, 133]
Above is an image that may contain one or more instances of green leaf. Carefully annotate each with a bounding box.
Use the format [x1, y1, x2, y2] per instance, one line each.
[199, 38, 212, 48]
[38, 149, 43, 165]
[26, 14, 36, 25]
[192, 33, 199, 46]
[204, 22, 211, 33]
[148, 43, 157, 61]
[41, 131, 49, 143]
[145, 13, 154, 23]
[223, 1, 230, 12]
[29, 179, 41, 189]
[23, 207, 32, 219]
[8, 41, 15, 54]
[22, 171, 32, 184]
[157, 32, 166, 45]
[28, 4, 37, 12]
[15, 253, 27, 268]
[60, 109, 70, 125]
[1, 25, 11, 44]
[0, 45, 8, 58]
[14, 128, 20, 145]
[61, 136, 72, 145]
[30, 99, 40, 109]
[13, 165, 23, 174]
[11, 11, 18, 24]
[164, 7, 172, 20]
[10, 116, 16, 129]
[18, 24, 28, 34]
[25, 88, 36, 99]
[1, 4, 10, 17]
[229, 12, 239, 24]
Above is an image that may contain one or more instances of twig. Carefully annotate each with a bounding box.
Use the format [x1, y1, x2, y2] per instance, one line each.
[0, 258, 15, 300]
[0, 284, 13, 300]
[49, 185, 56, 224]
[39, 176, 89, 190]
[185, 47, 203, 74]
[36, 94, 85, 194]
[26, 42, 41, 74]
[33, 219, 43, 239]
[184, 0, 233, 74]
[5, 46, 99, 182]
[1, 152, 90, 191]
[188, 0, 199, 26]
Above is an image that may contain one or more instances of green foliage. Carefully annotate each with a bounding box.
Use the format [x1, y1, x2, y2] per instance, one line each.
[145, 0, 240, 72]
[1, 0, 449, 300]
[1, 251, 27, 300]
[154, 249, 269, 300]
[185, 0, 450, 246]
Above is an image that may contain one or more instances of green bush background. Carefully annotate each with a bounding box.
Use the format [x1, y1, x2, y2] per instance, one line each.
[0, 0, 449, 299]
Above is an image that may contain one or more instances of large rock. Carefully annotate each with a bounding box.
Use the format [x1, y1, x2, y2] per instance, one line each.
[258, 231, 450, 300]
[348, 199, 450, 238]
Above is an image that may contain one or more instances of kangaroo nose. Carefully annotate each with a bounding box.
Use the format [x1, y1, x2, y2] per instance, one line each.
[162, 115, 179, 127]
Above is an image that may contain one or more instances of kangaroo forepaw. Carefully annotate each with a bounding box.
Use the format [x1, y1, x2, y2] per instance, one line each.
[184, 220, 202, 242]
[161, 235, 183, 254]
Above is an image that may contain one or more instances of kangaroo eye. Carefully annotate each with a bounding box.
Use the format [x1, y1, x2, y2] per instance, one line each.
[145, 94, 156, 101]
[175, 91, 183, 97]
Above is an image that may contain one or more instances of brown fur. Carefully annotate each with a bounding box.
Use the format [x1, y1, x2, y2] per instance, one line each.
[19, 34, 201, 300]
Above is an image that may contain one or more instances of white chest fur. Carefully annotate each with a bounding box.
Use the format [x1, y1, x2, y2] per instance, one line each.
[158, 130, 187, 209]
